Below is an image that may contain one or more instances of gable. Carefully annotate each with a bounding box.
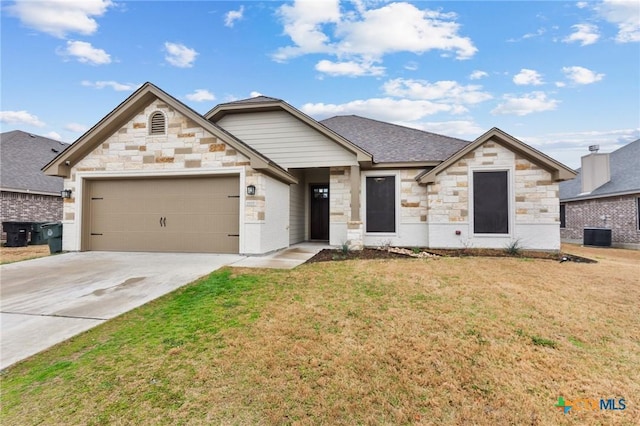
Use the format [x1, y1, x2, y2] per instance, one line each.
[42, 82, 296, 185]
[217, 111, 358, 169]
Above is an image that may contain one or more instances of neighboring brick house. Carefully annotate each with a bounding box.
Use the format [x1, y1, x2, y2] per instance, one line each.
[42, 82, 576, 254]
[1, 131, 68, 239]
[559, 139, 640, 249]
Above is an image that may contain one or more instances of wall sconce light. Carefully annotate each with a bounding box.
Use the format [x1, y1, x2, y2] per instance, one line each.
[247, 185, 256, 196]
[61, 189, 72, 199]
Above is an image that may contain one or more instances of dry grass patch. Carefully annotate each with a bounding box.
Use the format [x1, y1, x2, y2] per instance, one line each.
[1, 246, 638, 425]
[0, 245, 50, 264]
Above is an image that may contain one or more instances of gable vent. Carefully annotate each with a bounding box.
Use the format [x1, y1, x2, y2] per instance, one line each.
[149, 111, 166, 135]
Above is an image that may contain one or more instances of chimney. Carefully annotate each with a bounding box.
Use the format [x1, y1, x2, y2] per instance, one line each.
[581, 145, 610, 193]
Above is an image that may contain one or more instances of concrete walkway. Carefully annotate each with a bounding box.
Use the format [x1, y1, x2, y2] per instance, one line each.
[0, 251, 244, 369]
[231, 242, 330, 269]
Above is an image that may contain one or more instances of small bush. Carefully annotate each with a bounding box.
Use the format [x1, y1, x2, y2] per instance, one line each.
[504, 239, 522, 256]
[531, 336, 558, 349]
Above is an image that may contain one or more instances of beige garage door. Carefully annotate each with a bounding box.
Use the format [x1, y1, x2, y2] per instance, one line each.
[85, 176, 239, 253]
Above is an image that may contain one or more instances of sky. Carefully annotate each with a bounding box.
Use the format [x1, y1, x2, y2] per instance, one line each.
[1, 0, 639, 169]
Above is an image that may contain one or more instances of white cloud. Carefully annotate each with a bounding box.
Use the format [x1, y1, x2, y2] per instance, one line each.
[164, 42, 198, 68]
[382, 78, 492, 105]
[597, 0, 640, 42]
[81, 80, 138, 91]
[469, 70, 488, 80]
[562, 66, 604, 84]
[404, 61, 418, 71]
[225, 5, 244, 27]
[8, 0, 113, 38]
[576, 2, 589, 9]
[563, 23, 600, 46]
[491, 92, 559, 116]
[555, 81, 567, 88]
[250, 91, 263, 98]
[507, 28, 545, 42]
[61, 40, 111, 65]
[46, 131, 62, 140]
[513, 69, 544, 86]
[315, 59, 385, 77]
[0, 110, 45, 127]
[274, 1, 477, 70]
[64, 123, 88, 133]
[185, 89, 216, 102]
[302, 97, 459, 122]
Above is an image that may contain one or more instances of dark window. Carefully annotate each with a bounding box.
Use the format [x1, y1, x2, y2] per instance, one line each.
[473, 171, 509, 234]
[637, 198, 640, 231]
[560, 204, 566, 228]
[366, 176, 395, 232]
[149, 111, 166, 135]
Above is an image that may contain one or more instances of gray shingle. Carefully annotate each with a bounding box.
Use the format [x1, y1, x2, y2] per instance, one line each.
[320, 115, 470, 163]
[220, 95, 282, 105]
[559, 139, 640, 200]
[1, 130, 68, 194]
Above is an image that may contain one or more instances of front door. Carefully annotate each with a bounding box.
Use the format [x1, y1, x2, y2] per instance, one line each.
[310, 184, 329, 240]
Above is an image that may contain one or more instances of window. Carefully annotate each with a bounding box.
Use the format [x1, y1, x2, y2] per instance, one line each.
[366, 176, 395, 233]
[560, 204, 566, 228]
[637, 198, 640, 231]
[149, 111, 166, 135]
[473, 171, 509, 234]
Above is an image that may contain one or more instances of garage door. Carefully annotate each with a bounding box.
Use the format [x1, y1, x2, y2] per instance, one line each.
[85, 176, 239, 253]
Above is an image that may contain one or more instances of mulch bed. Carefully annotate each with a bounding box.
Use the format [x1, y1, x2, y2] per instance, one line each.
[306, 247, 597, 264]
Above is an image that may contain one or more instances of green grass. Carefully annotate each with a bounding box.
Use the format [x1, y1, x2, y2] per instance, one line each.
[2, 250, 639, 425]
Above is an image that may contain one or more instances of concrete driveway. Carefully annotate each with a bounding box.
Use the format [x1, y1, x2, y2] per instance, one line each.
[0, 251, 244, 369]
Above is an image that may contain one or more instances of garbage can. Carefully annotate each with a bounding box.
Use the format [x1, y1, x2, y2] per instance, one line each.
[2, 221, 32, 247]
[29, 222, 50, 245]
[41, 222, 63, 253]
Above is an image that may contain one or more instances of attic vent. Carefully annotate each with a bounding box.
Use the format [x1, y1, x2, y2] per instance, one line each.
[149, 111, 166, 135]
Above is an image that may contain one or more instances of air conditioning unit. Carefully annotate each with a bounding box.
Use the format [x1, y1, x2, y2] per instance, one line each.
[583, 227, 611, 247]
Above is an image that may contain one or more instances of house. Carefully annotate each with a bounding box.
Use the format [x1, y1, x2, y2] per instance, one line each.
[1, 130, 68, 239]
[42, 82, 576, 254]
[559, 140, 640, 249]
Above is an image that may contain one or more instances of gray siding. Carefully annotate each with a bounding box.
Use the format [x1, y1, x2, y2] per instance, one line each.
[217, 111, 357, 169]
[289, 170, 306, 244]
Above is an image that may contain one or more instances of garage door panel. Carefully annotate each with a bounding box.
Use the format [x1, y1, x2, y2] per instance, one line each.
[86, 176, 240, 253]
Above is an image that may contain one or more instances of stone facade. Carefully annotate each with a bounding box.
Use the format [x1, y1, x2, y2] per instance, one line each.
[561, 195, 640, 247]
[65, 99, 262, 224]
[329, 166, 351, 222]
[400, 169, 428, 223]
[0, 191, 63, 238]
[428, 140, 559, 225]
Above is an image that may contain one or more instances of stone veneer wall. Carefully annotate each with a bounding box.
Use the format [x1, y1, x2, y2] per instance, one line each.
[400, 169, 428, 223]
[0, 191, 63, 239]
[426, 140, 559, 249]
[561, 195, 640, 247]
[65, 99, 262, 225]
[428, 140, 559, 225]
[329, 166, 351, 222]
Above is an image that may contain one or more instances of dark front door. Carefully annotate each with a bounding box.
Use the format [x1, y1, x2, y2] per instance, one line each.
[310, 184, 329, 240]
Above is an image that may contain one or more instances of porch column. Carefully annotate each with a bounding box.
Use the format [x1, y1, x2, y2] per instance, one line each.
[348, 165, 364, 250]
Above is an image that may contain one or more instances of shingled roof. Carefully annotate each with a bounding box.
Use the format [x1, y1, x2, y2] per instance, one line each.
[320, 115, 470, 163]
[1, 130, 68, 195]
[219, 95, 283, 105]
[560, 138, 640, 201]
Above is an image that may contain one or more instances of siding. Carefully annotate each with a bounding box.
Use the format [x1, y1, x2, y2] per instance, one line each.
[289, 170, 306, 244]
[217, 111, 357, 169]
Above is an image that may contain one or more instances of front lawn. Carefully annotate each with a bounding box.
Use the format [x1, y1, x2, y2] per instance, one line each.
[1, 246, 638, 425]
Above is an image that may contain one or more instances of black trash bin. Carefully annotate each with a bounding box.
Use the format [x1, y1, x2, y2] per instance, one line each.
[41, 222, 63, 253]
[2, 221, 32, 247]
[29, 222, 50, 245]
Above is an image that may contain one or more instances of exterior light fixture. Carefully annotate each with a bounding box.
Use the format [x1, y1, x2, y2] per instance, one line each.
[61, 189, 72, 199]
[247, 185, 256, 196]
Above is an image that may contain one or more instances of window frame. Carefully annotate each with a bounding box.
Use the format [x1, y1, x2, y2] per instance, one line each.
[469, 167, 514, 237]
[362, 171, 400, 235]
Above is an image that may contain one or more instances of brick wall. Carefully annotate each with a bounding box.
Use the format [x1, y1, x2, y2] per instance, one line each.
[561, 195, 640, 245]
[0, 191, 63, 238]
